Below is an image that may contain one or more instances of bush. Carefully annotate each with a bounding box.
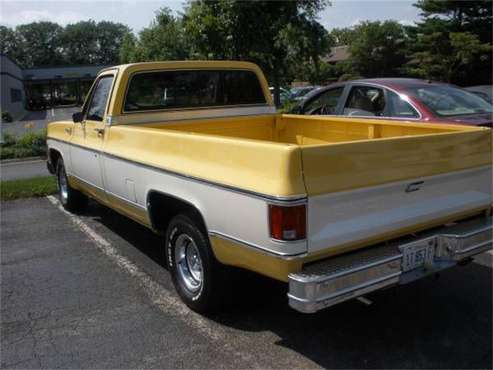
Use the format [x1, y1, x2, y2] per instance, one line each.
[1, 112, 13, 122]
[0, 129, 47, 160]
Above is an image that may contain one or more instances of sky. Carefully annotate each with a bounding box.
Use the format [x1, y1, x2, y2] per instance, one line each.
[0, 0, 422, 32]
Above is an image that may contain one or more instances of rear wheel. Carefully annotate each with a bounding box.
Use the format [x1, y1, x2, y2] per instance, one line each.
[165, 213, 229, 313]
[56, 158, 88, 212]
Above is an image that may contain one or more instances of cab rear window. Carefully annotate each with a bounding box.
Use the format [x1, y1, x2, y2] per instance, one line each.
[124, 69, 266, 112]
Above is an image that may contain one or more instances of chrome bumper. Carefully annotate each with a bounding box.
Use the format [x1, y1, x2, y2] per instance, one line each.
[288, 216, 492, 313]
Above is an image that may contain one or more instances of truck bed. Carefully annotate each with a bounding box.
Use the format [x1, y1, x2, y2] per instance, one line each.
[132, 114, 492, 256]
[149, 114, 460, 145]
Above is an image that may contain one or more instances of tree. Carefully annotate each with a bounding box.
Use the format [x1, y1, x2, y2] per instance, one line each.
[119, 33, 137, 64]
[329, 27, 355, 46]
[0, 26, 17, 56]
[14, 22, 64, 67]
[61, 20, 99, 65]
[131, 7, 190, 62]
[406, 31, 492, 82]
[348, 21, 409, 77]
[95, 21, 131, 64]
[406, 0, 492, 84]
[415, 0, 492, 41]
[183, 0, 331, 105]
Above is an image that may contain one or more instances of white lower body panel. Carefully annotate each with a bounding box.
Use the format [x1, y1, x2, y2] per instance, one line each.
[308, 166, 492, 253]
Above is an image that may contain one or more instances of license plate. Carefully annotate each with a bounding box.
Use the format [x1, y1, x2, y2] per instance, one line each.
[400, 239, 435, 272]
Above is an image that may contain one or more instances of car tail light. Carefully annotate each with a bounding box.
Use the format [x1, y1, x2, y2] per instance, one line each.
[269, 204, 306, 241]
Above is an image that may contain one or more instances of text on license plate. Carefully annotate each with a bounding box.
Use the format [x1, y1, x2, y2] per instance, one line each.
[401, 239, 435, 272]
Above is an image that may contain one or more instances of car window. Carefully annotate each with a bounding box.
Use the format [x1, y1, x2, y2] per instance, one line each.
[343, 86, 386, 117]
[124, 70, 266, 112]
[406, 85, 493, 117]
[86, 76, 114, 121]
[387, 90, 419, 118]
[303, 87, 344, 115]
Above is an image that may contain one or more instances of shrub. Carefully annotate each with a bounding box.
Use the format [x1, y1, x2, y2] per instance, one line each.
[1, 112, 13, 123]
[0, 129, 47, 160]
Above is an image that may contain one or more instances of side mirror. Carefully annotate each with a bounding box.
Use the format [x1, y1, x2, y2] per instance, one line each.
[72, 112, 83, 123]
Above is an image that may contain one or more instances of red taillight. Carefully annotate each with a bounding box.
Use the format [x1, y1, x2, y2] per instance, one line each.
[269, 204, 306, 241]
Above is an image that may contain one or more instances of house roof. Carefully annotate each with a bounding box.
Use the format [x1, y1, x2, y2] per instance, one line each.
[323, 45, 351, 63]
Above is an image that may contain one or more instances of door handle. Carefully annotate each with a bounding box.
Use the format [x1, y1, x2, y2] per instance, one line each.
[94, 128, 105, 136]
[64, 128, 72, 135]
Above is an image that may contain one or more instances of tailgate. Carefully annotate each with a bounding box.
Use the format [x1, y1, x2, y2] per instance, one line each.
[301, 129, 492, 253]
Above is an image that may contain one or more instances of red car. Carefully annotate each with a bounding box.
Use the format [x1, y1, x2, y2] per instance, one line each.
[293, 78, 493, 127]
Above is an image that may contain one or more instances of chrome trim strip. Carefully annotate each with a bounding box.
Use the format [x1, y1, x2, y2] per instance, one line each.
[114, 106, 277, 125]
[106, 189, 147, 210]
[441, 224, 493, 239]
[455, 240, 492, 255]
[209, 230, 307, 259]
[47, 137, 307, 203]
[288, 272, 402, 304]
[68, 173, 105, 192]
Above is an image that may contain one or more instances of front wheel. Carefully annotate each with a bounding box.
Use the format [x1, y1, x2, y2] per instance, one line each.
[56, 158, 88, 212]
[165, 213, 229, 313]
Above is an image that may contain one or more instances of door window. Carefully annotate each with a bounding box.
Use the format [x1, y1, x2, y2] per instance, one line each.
[343, 86, 386, 117]
[303, 87, 344, 115]
[387, 90, 419, 118]
[85, 76, 114, 121]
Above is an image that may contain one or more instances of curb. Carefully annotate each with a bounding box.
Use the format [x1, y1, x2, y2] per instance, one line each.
[1, 156, 45, 164]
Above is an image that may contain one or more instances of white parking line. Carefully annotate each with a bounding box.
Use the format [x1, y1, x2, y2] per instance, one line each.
[45, 195, 259, 366]
[51, 108, 55, 117]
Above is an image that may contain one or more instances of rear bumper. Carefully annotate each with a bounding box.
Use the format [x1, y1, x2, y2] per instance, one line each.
[288, 215, 492, 313]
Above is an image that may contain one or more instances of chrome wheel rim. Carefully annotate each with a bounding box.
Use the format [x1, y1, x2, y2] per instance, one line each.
[58, 166, 68, 203]
[174, 234, 203, 293]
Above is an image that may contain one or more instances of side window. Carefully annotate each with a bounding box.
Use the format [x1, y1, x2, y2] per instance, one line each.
[387, 90, 419, 118]
[343, 86, 386, 117]
[85, 76, 114, 121]
[303, 87, 344, 115]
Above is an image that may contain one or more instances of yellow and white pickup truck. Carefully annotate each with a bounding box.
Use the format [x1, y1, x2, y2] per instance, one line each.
[47, 61, 492, 313]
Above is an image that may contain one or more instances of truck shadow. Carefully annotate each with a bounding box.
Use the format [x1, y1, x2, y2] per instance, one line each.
[84, 201, 492, 369]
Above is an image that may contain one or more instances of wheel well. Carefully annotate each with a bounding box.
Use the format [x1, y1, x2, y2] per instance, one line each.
[147, 191, 207, 235]
[48, 149, 62, 174]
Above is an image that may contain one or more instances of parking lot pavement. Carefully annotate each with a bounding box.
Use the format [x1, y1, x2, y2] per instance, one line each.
[2, 197, 492, 369]
[1, 106, 78, 136]
[1, 159, 49, 181]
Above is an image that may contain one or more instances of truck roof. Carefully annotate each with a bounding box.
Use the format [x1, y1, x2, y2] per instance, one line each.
[99, 60, 263, 75]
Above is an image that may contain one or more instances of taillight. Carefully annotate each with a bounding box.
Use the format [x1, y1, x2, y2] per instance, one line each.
[269, 204, 306, 241]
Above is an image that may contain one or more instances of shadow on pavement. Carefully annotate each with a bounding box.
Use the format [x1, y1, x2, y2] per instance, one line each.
[81, 200, 493, 369]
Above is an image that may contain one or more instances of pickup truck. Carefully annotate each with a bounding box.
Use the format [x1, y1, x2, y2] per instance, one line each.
[46, 61, 493, 313]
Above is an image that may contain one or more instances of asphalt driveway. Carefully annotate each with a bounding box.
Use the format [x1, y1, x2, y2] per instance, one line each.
[1, 197, 492, 369]
[1, 107, 78, 136]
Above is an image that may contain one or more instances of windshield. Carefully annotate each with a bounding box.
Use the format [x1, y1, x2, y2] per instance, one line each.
[291, 87, 315, 98]
[406, 85, 493, 117]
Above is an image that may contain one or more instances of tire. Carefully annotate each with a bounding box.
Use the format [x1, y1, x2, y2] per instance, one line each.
[56, 158, 88, 212]
[165, 213, 229, 313]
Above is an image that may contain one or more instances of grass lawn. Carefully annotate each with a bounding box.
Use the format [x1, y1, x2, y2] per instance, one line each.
[1, 176, 57, 201]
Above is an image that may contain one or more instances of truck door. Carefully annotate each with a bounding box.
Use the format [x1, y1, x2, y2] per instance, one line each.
[70, 72, 115, 198]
